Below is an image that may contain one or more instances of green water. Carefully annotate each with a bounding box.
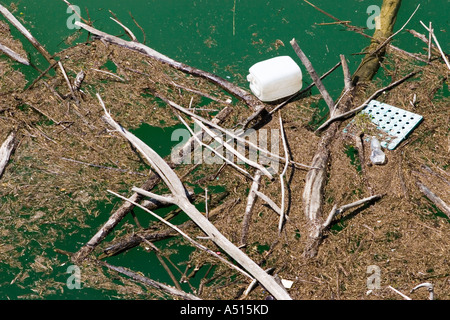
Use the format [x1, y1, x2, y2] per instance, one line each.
[1, 0, 448, 300]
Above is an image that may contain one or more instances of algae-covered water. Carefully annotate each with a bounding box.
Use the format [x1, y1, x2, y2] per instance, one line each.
[0, 0, 448, 300]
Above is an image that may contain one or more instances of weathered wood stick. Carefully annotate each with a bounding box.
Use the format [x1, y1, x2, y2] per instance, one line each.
[420, 20, 450, 70]
[340, 54, 353, 91]
[369, 4, 421, 58]
[278, 114, 289, 233]
[0, 131, 16, 178]
[388, 285, 412, 300]
[0, 4, 54, 63]
[97, 259, 201, 300]
[99, 95, 292, 300]
[316, 71, 417, 132]
[74, 21, 264, 113]
[300, 0, 403, 258]
[109, 189, 254, 281]
[101, 194, 234, 258]
[110, 17, 137, 42]
[290, 38, 335, 114]
[0, 42, 29, 65]
[240, 170, 262, 246]
[416, 181, 450, 218]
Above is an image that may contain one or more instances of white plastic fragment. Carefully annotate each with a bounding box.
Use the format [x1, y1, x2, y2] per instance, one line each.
[247, 56, 303, 102]
[369, 136, 386, 165]
[281, 279, 294, 289]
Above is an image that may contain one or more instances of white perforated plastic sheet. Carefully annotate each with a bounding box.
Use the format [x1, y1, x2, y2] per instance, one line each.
[361, 100, 423, 150]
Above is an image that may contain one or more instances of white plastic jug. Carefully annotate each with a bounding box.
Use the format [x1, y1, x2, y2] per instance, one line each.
[247, 56, 303, 102]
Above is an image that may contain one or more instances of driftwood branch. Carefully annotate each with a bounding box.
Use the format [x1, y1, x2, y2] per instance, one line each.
[108, 189, 253, 280]
[419, 21, 450, 70]
[416, 181, 450, 218]
[300, 0, 402, 258]
[74, 21, 263, 113]
[290, 38, 335, 114]
[0, 42, 29, 65]
[315, 71, 417, 132]
[97, 259, 201, 300]
[240, 170, 262, 246]
[97, 94, 292, 300]
[0, 131, 17, 178]
[0, 4, 54, 63]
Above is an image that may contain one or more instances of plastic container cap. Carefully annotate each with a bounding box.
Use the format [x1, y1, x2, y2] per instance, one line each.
[247, 56, 302, 102]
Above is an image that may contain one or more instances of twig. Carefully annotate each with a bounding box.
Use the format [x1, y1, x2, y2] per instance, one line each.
[240, 170, 262, 246]
[410, 282, 434, 300]
[290, 38, 335, 114]
[0, 42, 29, 65]
[74, 20, 264, 112]
[388, 285, 412, 300]
[0, 131, 16, 178]
[316, 71, 417, 132]
[62, 0, 90, 24]
[58, 61, 77, 101]
[90, 68, 125, 82]
[322, 194, 383, 228]
[97, 259, 201, 300]
[110, 17, 137, 42]
[340, 54, 353, 91]
[420, 21, 450, 70]
[278, 114, 289, 233]
[253, 190, 282, 216]
[129, 11, 146, 44]
[108, 189, 254, 281]
[0, 4, 54, 63]
[427, 22, 432, 62]
[369, 5, 421, 58]
[416, 180, 450, 218]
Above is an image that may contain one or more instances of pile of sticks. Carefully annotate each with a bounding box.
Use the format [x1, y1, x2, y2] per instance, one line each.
[1, 0, 449, 300]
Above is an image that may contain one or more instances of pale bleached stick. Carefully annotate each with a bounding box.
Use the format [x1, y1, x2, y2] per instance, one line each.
[316, 72, 417, 132]
[0, 131, 16, 178]
[90, 68, 125, 82]
[340, 54, 353, 91]
[254, 190, 282, 216]
[0, 42, 29, 65]
[290, 38, 335, 114]
[58, 61, 77, 100]
[420, 20, 450, 70]
[0, 4, 53, 63]
[108, 189, 253, 281]
[165, 97, 315, 170]
[193, 118, 273, 179]
[427, 22, 433, 62]
[388, 285, 412, 300]
[322, 194, 383, 228]
[240, 170, 262, 246]
[176, 114, 252, 179]
[278, 114, 289, 233]
[110, 17, 137, 42]
[98, 94, 292, 300]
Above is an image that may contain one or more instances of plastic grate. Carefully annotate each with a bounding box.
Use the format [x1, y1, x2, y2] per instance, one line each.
[361, 100, 423, 150]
